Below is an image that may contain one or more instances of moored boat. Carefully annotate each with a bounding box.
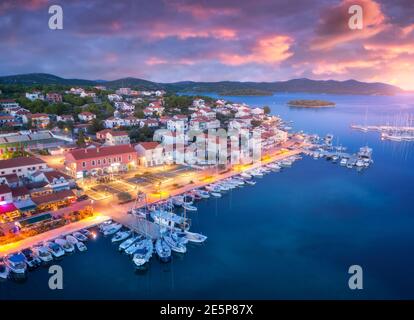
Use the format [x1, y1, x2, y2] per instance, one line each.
[163, 234, 187, 254]
[73, 231, 88, 242]
[55, 238, 75, 253]
[132, 239, 153, 268]
[46, 241, 65, 258]
[155, 238, 172, 262]
[112, 230, 131, 243]
[5, 253, 27, 277]
[33, 245, 53, 263]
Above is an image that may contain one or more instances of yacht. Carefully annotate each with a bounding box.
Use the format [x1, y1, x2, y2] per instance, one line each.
[155, 238, 172, 263]
[182, 203, 197, 211]
[245, 180, 256, 186]
[99, 220, 113, 231]
[356, 159, 365, 167]
[132, 239, 153, 268]
[340, 158, 348, 166]
[55, 238, 75, 253]
[119, 235, 141, 251]
[80, 229, 93, 239]
[102, 223, 123, 236]
[163, 234, 187, 254]
[151, 210, 190, 230]
[73, 231, 88, 242]
[5, 253, 27, 277]
[249, 170, 263, 177]
[66, 235, 79, 245]
[125, 238, 150, 255]
[33, 245, 53, 263]
[21, 248, 41, 269]
[0, 260, 9, 280]
[112, 230, 131, 243]
[194, 189, 210, 199]
[76, 241, 87, 252]
[210, 192, 221, 198]
[46, 241, 65, 258]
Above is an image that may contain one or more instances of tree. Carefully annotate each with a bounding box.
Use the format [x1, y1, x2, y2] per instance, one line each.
[88, 119, 104, 134]
[263, 106, 271, 114]
[76, 130, 86, 146]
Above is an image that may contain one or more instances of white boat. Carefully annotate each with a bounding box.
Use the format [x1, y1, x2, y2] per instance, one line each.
[102, 223, 123, 236]
[73, 232, 88, 242]
[340, 158, 348, 166]
[240, 172, 252, 179]
[80, 229, 93, 239]
[76, 241, 87, 252]
[55, 238, 75, 253]
[163, 234, 187, 254]
[171, 196, 184, 206]
[356, 159, 365, 167]
[33, 245, 53, 263]
[181, 231, 207, 243]
[132, 239, 153, 268]
[194, 189, 210, 199]
[5, 253, 27, 276]
[46, 242, 65, 258]
[245, 180, 256, 186]
[21, 248, 41, 269]
[0, 261, 9, 280]
[155, 239, 172, 263]
[249, 170, 263, 177]
[125, 238, 151, 255]
[111, 230, 131, 243]
[151, 210, 190, 230]
[119, 235, 141, 251]
[99, 220, 113, 231]
[66, 235, 79, 245]
[211, 192, 221, 198]
[182, 203, 197, 211]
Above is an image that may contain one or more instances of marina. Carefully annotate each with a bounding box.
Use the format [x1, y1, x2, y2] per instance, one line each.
[351, 124, 414, 142]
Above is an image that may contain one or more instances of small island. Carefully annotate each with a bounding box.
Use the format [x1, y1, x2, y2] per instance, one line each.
[287, 99, 335, 108]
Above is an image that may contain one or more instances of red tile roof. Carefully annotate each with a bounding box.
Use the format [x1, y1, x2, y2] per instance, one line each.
[32, 189, 75, 205]
[138, 142, 160, 150]
[67, 144, 135, 160]
[11, 186, 29, 197]
[0, 184, 12, 194]
[0, 157, 46, 171]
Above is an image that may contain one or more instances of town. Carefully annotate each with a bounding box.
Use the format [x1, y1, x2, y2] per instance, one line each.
[0, 83, 307, 277]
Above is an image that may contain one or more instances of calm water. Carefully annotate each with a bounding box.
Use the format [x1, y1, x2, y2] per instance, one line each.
[2, 92, 414, 299]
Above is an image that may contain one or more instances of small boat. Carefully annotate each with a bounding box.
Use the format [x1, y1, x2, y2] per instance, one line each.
[155, 238, 172, 263]
[0, 261, 9, 280]
[340, 158, 348, 166]
[76, 241, 87, 252]
[112, 230, 131, 243]
[163, 234, 187, 254]
[99, 220, 113, 231]
[33, 245, 53, 263]
[249, 170, 263, 177]
[181, 231, 207, 243]
[55, 238, 75, 253]
[21, 248, 41, 269]
[132, 239, 153, 268]
[211, 192, 221, 198]
[171, 231, 188, 245]
[46, 242, 65, 258]
[66, 235, 79, 245]
[356, 159, 365, 167]
[119, 235, 141, 251]
[80, 229, 93, 239]
[73, 231, 88, 242]
[182, 203, 197, 211]
[5, 253, 27, 276]
[245, 180, 256, 186]
[171, 196, 184, 206]
[102, 223, 123, 236]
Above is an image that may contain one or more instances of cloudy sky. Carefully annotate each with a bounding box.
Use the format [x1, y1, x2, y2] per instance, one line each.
[1, 0, 413, 89]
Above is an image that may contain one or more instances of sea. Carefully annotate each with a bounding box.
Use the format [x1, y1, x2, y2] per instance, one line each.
[2, 92, 414, 299]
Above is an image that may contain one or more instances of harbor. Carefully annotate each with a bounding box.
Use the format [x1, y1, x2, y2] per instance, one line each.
[351, 124, 414, 142]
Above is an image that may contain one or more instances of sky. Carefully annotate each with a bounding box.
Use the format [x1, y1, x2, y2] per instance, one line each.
[1, 0, 413, 90]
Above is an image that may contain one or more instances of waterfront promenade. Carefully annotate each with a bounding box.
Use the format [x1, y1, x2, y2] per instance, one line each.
[0, 215, 110, 256]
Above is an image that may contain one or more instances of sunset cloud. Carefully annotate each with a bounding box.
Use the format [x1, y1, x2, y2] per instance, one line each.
[0, 0, 413, 90]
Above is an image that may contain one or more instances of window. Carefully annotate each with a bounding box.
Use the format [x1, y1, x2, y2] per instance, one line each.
[18, 169, 21, 172]
[39, 166, 42, 169]
[128, 155, 131, 161]
[108, 158, 111, 163]
[98, 160, 101, 165]
[118, 157, 121, 162]
[92, 160, 96, 166]
[113, 157, 116, 162]
[82, 161, 86, 168]
[103, 159, 106, 164]
[12, 169, 16, 173]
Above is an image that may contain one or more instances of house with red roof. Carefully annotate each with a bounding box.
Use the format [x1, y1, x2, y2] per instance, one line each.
[134, 142, 164, 167]
[0, 157, 48, 177]
[78, 111, 96, 122]
[64, 144, 137, 178]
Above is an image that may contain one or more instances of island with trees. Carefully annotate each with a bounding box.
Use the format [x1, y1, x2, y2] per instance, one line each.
[287, 99, 335, 108]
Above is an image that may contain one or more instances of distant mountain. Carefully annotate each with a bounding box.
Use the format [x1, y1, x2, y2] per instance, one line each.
[0, 73, 405, 95]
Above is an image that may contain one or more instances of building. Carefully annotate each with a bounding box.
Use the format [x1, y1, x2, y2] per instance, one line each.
[31, 170, 74, 191]
[64, 144, 137, 178]
[96, 129, 130, 145]
[0, 99, 19, 108]
[135, 142, 164, 167]
[189, 117, 221, 130]
[23, 113, 50, 128]
[0, 115, 14, 125]
[57, 114, 74, 122]
[25, 92, 44, 101]
[0, 157, 48, 177]
[46, 93, 63, 103]
[0, 184, 13, 204]
[31, 189, 76, 212]
[78, 111, 96, 122]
